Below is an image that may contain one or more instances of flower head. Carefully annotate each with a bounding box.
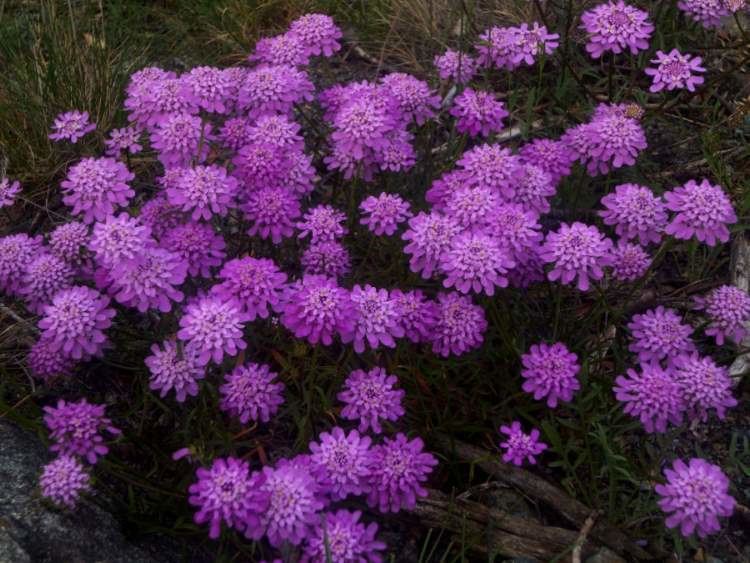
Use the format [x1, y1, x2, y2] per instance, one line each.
[677, 0, 730, 28]
[477, 23, 559, 70]
[89, 213, 152, 267]
[28, 337, 76, 382]
[431, 292, 487, 357]
[457, 144, 523, 198]
[166, 165, 238, 221]
[60, 157, 135, 224]
[627, 306, 695, 364]
[137, 78, 198, 128]
[338, 367, 405, 434]
[145, 340, 205, 402]
[280, 275, 355, 346]
[309, 427, 372, 500]
[0, 178, 21, 208]
[260, 458, 326, 546]
[434, 49, 478, 84]
[181, 66, 234, 113]
[138, 196, 184, 240]
[211, 256, 287, 320]
[580, 1, 654, 58]
[664, 179, 736, 246]
[521, 342, 581, 408]
[350, 285, 404, 353]
[491, 203, 544, 257]
[48, 222, 89, 267]
[123, 67, 177, 125]
[657, 458, 737, 540]
[219, 362, 285, 424]
[38, 286, 115, 360]
[366, 434, 437, 513]
[251, 33, 311, 67]
[40, 456, 91, 509]
[380, 73, 440, 125]
[297, 205, 348, 243]
[391, 290, 438, 344]
[177, 295, 247, 365]
[301, 241, 351, 279]
[359, 193, 411, 236]
[237, 64, 314, 118]
[509, 163, 556, 214]
[519, 138, 576, 184]
[599, 184, 667, 245]
[402, 212, 461, 279]
[218, 117, 253, 151]
[161, 222, 226, 278]
[440, 230, 514, 295]
[242, 186, 301, 244]
[611, 241, 652, 282]
[303, 510, 386, 563]
[49, 110, 96, 143]
[582, 110, 648, 175]
[499, 421, 548, 466]
[151, 113, 209, 168]
[694, 284, 750, 345]
[104, 126, 143, 157]
[43, 398, 120, 463]
[450, 88, 508, 138]
[672, 353, 737, 423]
[646, 50, 706, 92]
[0, 234, 42, 295]
[289, 13, 343, 57]
[189, 457, 269, 539]
[246, 114, 304, 150]
[613, 363, 684, 433]
[19, 252, 75, 314]
[540, 222, 614, 291]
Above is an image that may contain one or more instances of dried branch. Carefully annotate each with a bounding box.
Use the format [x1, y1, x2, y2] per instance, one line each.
[572, 511, 600, 563]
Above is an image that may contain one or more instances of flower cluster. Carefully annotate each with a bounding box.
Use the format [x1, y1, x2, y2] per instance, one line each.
[499, 421, 548, 466]
[580, 1, 653, 58]
[477, 23, 559, 70]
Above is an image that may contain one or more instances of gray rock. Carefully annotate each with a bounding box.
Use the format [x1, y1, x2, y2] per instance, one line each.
[585, 547, 627, 563]
[0, 420, 174, 563]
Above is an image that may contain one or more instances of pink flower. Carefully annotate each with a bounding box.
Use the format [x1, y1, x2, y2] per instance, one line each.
[60, 158, 135, 224]
[499, 421, 548, 466]
[664, 179, 736, 246]
[450, 88, 508, 138]
[49, 110, 96, 143]
[645, 49, 706, 92]
[540, 222, 614, 291]
[580, 1, 654, 58]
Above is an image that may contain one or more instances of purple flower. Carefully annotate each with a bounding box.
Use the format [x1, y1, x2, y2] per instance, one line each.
[678, 0, 730, 28]
[580, 1, 654, 58]
[211, 256, 287, 320]
[613, 363, 684, 433]
[309, 427, 372, 500]
[231, 143, 286, 191]
[431, 292, 487, 357]
[137, 78, 198, 128]
[402, 212, 461, 279]
[106, 246, 187, 313]
[281, 150, 318, 196]
[297, 205, 348, 243]
[499, 421, 548, 466]
[426, 171, 465, 210]
[219, 362, 285, 424]
[28, 337, 76, 382]
[434, 49, 478, 84]
[151, 113, 209, 168]
[510, 163, 557, 214]
[477, 23, 559, 70]
[48, 221, 89, 266]
[251, 33, 311, 67]
[611, 241, 652, 282]
[123, 67, 176, 125]
[40, 455, 91, 509]
[380, 73, 440, 125]
[302, 510, 385, 563]
[19, 252, 75, 314]
[628, 306, 695, 364]
[350, 285, 404, 353]
[441, 230, 514, 295]
[260, 458, 326, 546]
[450, 88, 508, 138]
[38, 286, 115, 360]
[391, 290, 438, 344]
[582, 109, 648, 175]
[599, 183, 667, 245]
[145, 340, 205, 402]
[664, 179, 736, 246]
[656, 458, 735, 538]
[289, 13, 343, 57]
[138, 196, 183, 240]
[89, 213, 152, 267]
[672, 353, 737, 422]
[237, 64, 314, 118]
[44, 398, 120, 464]
[329, 88, 398, 163]
[60, 157, 135, 224]
[245, 114, 304, 150]
[443, 185, 499, 229]
[519, 138, 576, 184]
[491, 203, 544, 257]
[366, 434, 437, 513]
[280, 275, 355, 346]
[49, 110, 96, 143]
[507, 245, 547, 289]
[0, 233, 42, 295]
[218, 117, 253, 151]
[521, 342, 581, 408]
[338, 367, 405, 433]
[161, 222, 226, 278]
[694, 285, 750, 345]
[540, 222, 614, 291]
[177, 295, 247, 365]
[457, 144, 523, 198]
[241, 186, 301, 244]
[166, 165, 238, 221]
[104, 126, 143, 157]
[646, 50, 706, 93]
[301, 240, 351, 279]
[0, 177, 21, 208]
[181, 66, 233, 113]
[188, 457, 269, 539]
[359, 193, 412, 236]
